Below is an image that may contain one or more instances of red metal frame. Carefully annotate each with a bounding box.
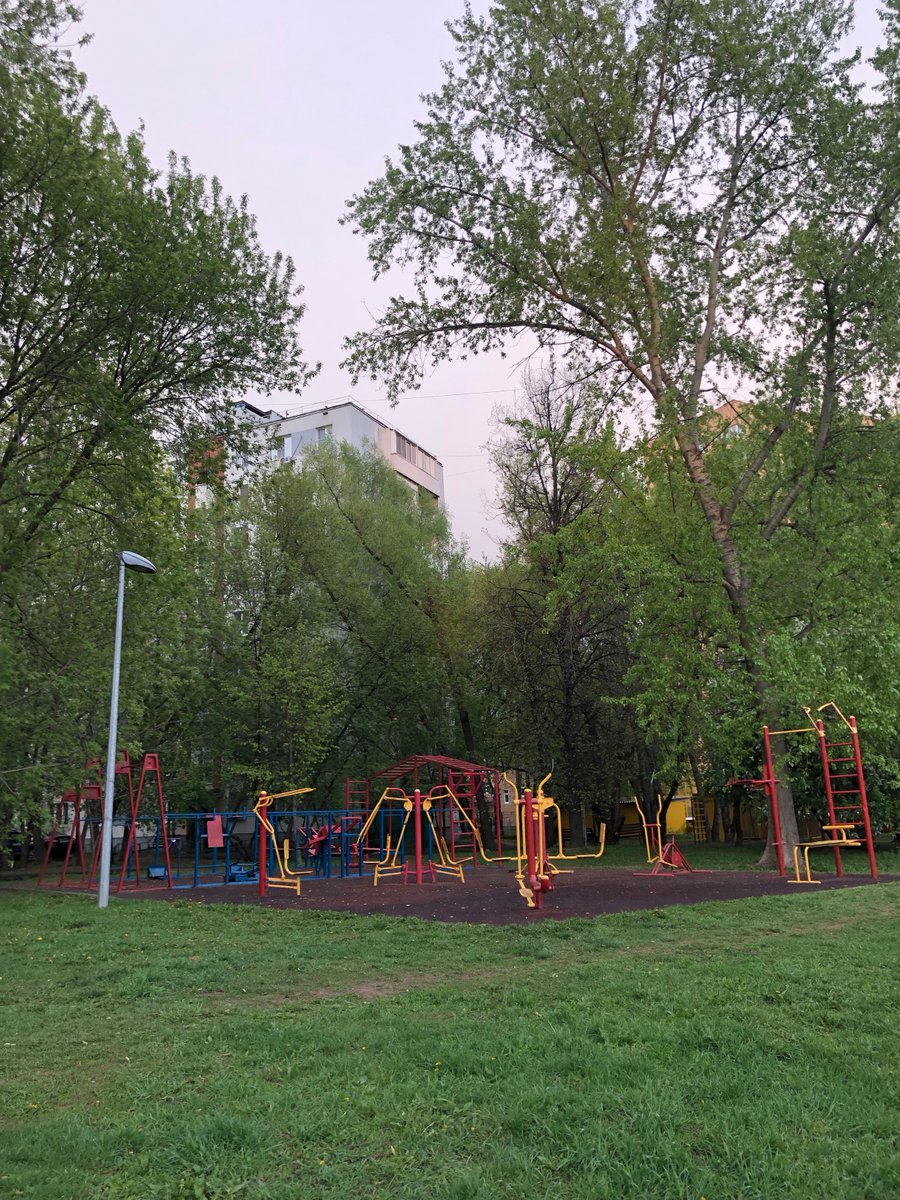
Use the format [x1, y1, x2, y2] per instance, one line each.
[762, 726, 785, 876]
[40, 752, 176, 892]
[633, 837, 697, 875]
[39, 757, 105, 888]
[355, 754, 504, 859]
[816, 716, 877, 880]
[728, 727, 786, 876]
[730, 712, 877, 881]
[116, 753, 173, 891]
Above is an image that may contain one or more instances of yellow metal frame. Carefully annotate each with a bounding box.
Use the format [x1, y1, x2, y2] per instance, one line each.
[357, 786, 466, 886]
[358, 788, 411, 886]
[421, 787, 466, 883]
[788, 823, 861, 885]
[503, 772, 605, 907]
[633, 794, 667, 867]
[254, 787, 316, 895]
[811, 700, 853, 728]
[632, 793, 699, 872]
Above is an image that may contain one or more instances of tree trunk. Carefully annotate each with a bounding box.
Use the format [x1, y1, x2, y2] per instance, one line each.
[730, 795, 743, 846]
[457, 702, 492, 838]
[17, 821, 37, 869]
[675, 431, 800, 868]
[659, 780, 678, 840]
[565, 800, 587, 849]
[756, 729, 799, 869]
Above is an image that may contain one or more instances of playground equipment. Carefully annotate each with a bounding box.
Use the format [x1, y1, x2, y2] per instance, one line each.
[39, 755, 105, 888]
[505, 772, 606, 909]
[254, 787, 315, 895]
[789, 822, 862, 885]
[116, 754, 172, 891]
[730, 702, 877, 884]
[632, 794, 700, 876]
[346, 754, 506, 862]
[39, 751, 172, 891]
[356, 785, 466, 885]
[39, 752, 270, 892]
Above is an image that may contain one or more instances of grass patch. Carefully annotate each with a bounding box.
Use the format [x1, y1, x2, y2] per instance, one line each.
[1, 887, 898, 1198]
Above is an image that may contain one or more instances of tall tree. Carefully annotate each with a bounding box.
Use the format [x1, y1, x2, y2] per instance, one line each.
[0, 0, 312, 847]
[0, 1, 313, 582]
[485, 368, 638, 841]
[343, 0, 900, 861]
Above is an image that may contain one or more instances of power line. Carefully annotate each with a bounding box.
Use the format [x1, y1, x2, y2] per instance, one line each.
[277, 387, 518, 414]
[371, 388, 518, 402]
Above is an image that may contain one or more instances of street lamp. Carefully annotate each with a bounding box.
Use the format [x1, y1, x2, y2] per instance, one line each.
[97, 550, 157, 909]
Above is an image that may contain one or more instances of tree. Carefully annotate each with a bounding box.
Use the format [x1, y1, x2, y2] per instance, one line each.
[281, 444, 488, 787]
[0, 0, 313, 848]
[343, 0, 900, 861]
[484, 368, 641, 842]
[0, 1, 313, 583]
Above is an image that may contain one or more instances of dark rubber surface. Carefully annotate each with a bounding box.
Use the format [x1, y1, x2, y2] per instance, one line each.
[112, 865, 894, 924]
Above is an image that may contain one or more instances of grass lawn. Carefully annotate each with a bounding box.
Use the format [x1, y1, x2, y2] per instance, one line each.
[1, 884, 898, 1199]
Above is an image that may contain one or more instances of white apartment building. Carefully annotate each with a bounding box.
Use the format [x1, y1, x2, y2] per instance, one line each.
[238, 399, 445, 506]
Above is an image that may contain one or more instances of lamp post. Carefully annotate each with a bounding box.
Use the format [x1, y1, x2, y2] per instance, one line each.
[97, 551, 157, 909]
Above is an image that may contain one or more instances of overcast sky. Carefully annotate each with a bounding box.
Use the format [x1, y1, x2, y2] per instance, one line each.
[75, 1, 885, 560]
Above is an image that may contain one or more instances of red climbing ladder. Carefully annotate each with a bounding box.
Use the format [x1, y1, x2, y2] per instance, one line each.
[345, 779, 372, 859]
[345, 778, 369, 811]
[446, 769, 483, 865]
[816, 715, 877, 880]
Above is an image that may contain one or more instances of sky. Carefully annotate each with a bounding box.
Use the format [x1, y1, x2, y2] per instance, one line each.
[74, 0, 885, 560]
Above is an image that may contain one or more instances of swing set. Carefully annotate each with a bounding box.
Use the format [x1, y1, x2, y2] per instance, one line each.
[39, 751, 173, 892]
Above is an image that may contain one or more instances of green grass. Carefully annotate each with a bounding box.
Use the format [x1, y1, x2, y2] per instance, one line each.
[1, 885, 898, 1199]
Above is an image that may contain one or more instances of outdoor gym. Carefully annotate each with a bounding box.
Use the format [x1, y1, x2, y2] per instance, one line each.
[31, 705, 892, 922]
[7, 704, 898, 1200]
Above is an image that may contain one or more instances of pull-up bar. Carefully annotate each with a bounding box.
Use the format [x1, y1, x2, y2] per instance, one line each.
[765, 726, 816, 736]
[731, 703, 876, 881]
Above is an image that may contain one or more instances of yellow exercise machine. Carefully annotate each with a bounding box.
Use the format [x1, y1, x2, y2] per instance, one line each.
[254, 787, 315, 895]
[504, 772, 606, 909]
[356, 785, 466, 886]
[631, 794, 698, 876]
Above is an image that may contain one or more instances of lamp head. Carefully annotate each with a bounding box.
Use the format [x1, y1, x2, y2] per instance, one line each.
[119, 550, 157, 574]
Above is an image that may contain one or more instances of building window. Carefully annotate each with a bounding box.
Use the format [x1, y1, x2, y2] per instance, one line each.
[317, 425, 333, 444]
[396, 434, 436, 476]
[396, 433, 416, 463]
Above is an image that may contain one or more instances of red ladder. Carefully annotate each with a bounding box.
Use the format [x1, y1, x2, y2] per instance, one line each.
[446, 769, 483, 864]
[816, 716, 877, 879]
[345, 778, 370, 811]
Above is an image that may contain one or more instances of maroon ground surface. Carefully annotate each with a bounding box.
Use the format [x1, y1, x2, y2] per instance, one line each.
[107, 865, 894, 925]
